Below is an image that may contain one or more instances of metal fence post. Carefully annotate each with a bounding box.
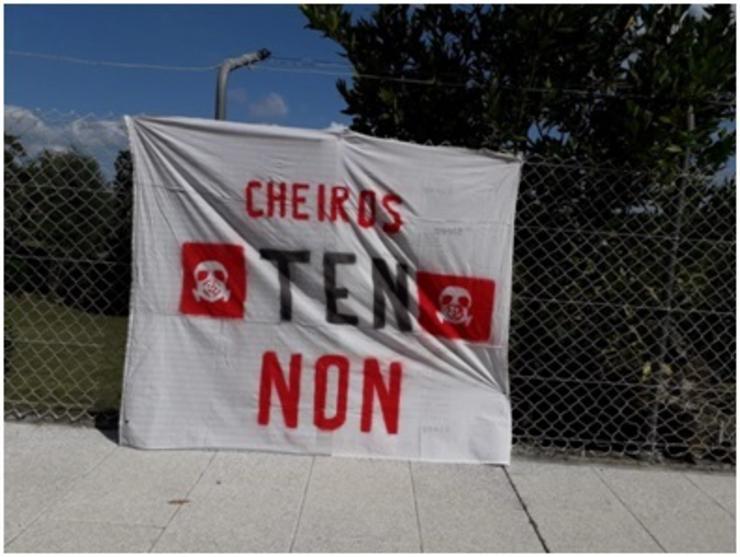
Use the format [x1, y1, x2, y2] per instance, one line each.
[649, 104, 696, 459]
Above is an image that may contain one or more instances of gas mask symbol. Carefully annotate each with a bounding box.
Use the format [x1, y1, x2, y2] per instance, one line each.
[192, 260, 230, 303]
[437, 285, 473, 326]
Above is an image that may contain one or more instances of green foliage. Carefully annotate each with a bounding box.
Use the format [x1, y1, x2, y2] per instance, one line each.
[4, 138, 133, 315]
[8, 149, 112, 257]
[100, 149, 134, 316]
[303, 5, 736, 461]
[302, 5, 734, 173]
[5, 133, 27, 172]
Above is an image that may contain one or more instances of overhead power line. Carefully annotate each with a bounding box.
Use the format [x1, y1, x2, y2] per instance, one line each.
[7, 49, 736, 107]
[259, 62, 735, 107]
[259, 63, 466, 87]
[7, 50, 220, 72]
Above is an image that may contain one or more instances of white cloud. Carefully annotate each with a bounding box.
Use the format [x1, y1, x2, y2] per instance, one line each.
[5, 105, 127, 155]
[247, 93, 288, 120]
[228, 87, 248, 105]
[5, 105, 128, 177]
[326, 121, 348, 132]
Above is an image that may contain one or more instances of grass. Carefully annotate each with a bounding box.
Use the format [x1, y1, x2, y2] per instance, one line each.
[5, 292, 129, 418]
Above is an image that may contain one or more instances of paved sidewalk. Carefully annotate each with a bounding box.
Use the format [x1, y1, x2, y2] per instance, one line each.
[4, 422, 735, 553]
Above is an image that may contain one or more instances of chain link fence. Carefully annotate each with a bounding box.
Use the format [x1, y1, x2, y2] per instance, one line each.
[4, 107, 736, 465]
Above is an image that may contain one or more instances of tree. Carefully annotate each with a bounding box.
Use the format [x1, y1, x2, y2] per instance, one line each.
[46, 148, 134, 316]
[5, 133, 27, 174]
[4, 133, 31, 371]
[302, 5, 734, 174]
[302, 5, 736, 461]
[5, 133, 31, 246]
[5, 146, 119, 310]
[5, 134, 49, 295]
[98, 149, 134, 316]
[18, 150, 111, 255]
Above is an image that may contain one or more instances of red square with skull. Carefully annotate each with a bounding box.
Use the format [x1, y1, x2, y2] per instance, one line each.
[417, 272, 495, 342]
[179, 242, 246, 318]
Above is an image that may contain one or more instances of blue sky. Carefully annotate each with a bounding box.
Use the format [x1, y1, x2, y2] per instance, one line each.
[5, 4, 735, 179]
[5, 4, 373, 127]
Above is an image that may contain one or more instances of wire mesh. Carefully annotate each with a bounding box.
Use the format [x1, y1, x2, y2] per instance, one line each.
[4, 107, 736, 465]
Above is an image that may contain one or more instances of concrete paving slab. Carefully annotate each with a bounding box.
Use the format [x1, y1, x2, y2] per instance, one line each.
[507, 459, 663, 552]
[596, 466, 736, 553]
[684, 470, 736, 517]
[412, 462, 543, 552]
[292, 457, 420, 552]
[15, 423, 115, 449]
[4, 424, 117, 544]
[4, 423, 39, 448]
[40, 447, 214, 528]
[152, 451, 312, 552]
[5, 423, 114, 455]
[5, 424, 736, 553]
[6, 519, 162, 553]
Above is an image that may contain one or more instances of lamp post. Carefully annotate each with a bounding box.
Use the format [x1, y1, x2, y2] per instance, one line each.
[214, 49, 271, 120]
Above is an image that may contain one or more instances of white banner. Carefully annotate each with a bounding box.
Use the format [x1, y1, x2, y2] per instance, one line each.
[120, 116, 521, 464]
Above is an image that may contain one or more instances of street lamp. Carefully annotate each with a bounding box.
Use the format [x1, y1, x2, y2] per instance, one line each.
[214, 49, 271, 120]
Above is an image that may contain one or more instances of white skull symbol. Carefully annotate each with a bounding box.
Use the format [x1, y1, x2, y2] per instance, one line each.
[437, 285, 473, 326]
[193, 260, 230, 303]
